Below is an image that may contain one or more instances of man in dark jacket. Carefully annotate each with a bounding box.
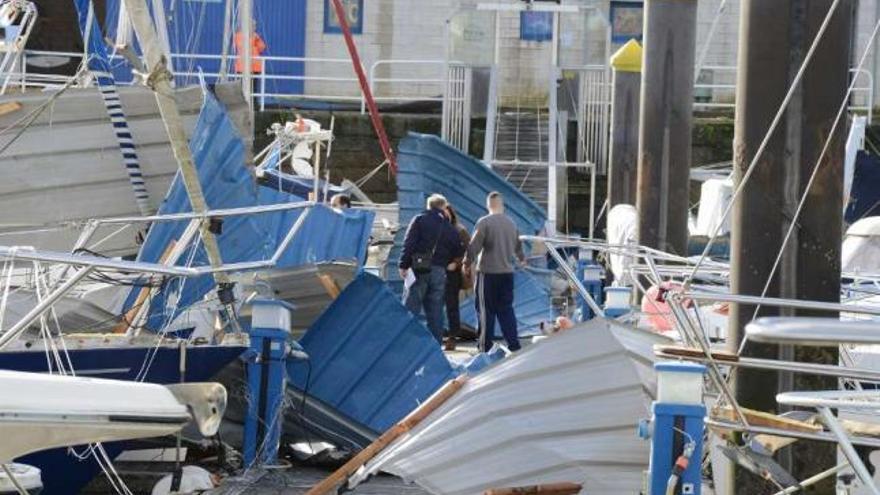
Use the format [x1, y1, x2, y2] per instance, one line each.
[399, 194, 465, 342]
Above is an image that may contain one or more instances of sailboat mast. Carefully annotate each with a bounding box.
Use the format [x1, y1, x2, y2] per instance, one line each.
[218, 0, 235, 82]
[121, 0, 230, 284]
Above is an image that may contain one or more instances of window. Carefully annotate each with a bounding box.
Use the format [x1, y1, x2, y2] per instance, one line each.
[610, 1, 644, 44]
[323, 0, 363, 34]
[520, 11, 553, 42]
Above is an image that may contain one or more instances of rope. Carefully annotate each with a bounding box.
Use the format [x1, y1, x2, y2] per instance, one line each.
[682, 0, 843, 289]
[1, 465, 29, 495]
[354, 159, 389, 188]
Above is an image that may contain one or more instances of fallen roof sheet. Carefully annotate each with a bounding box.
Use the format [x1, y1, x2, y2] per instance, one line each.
[287, 273, 458, 437]
[352, 319, 663, 495]
[235, 262, 359, 334]
[387, 133, 547, 292]
[128, 89, 373, 329]
[459, 268, 555, 337]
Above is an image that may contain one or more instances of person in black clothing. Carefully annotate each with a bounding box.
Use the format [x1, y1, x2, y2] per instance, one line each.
[399, 194, 465, 342]
[442, 204, 471, 351]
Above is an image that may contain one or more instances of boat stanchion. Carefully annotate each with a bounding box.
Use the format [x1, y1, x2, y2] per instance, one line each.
[639, 362, 707, 495]
[243, 298, 298, 467]
[575, 257, 604, 322]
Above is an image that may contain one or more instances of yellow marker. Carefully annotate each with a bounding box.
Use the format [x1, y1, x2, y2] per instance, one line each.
[610, 39, 643, 73]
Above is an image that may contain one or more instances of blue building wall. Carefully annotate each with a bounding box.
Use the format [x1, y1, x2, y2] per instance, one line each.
[103, 0, 306, 95]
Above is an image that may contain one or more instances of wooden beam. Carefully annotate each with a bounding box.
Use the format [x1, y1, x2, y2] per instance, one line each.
[483, 482, 583, 495]
[306, 375, 469, 495]
[0, 101, 21, 117]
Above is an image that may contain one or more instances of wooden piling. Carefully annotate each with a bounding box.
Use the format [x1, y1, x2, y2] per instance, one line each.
[729, 0, 854, 491]
[636, 0, 697, 256]
[608, 39, 642, 209]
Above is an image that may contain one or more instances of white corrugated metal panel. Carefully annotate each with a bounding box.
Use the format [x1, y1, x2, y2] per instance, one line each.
[0, 83, 250, 255]
[353, 318, 666, 495]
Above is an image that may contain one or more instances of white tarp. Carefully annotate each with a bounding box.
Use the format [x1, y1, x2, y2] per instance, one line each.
[607, 204, 638, 285]
[843, 216, 880, 274]
[693, 178, 733, 237]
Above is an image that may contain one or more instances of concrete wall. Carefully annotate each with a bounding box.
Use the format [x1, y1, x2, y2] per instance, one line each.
[303, 0, 455, 102]
[301, 0, 875, 109]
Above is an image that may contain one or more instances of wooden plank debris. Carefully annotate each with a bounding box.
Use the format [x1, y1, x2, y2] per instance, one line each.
[483, 482, 584, 495]
[305, 375, 469, 495]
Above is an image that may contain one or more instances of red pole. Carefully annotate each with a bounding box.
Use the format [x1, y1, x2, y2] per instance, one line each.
[329, 0, 399, 173]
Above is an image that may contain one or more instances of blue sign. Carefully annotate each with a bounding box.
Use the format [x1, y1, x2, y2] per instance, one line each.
[610, 1, 644, 44]
[520, 11, 553, 42]
[324, 0, 363, 34]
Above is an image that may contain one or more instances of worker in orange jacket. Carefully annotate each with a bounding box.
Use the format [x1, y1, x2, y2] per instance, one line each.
[234, 20, 267, 99]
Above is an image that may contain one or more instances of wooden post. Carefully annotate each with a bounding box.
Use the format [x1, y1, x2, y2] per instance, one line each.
[636, 0, 697, 256]
[306, 375, 468, 495]
[608, 39, 642, 208]
[729, 0, 853, 492]
[483, 482, 583, 495]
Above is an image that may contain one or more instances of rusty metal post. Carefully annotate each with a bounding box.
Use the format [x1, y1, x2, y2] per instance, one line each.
[636, 0, 697, 256]
[608, 39, 642, 208]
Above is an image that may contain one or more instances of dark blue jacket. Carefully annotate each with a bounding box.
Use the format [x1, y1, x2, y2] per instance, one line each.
[399, 208, 465, 269]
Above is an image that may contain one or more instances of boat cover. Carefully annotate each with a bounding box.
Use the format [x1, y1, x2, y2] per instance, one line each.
[352, 319, 656, 495]
[287, 273, 457, 437]
[258, 167, 348, 201]
[459, 268, 554, 336]
[846, 151, 880, 223]
[843, 216, 880, 274]
[387, 133, 547, 293]
[127, 90, 373, 330]
[607, 204, 639, 285]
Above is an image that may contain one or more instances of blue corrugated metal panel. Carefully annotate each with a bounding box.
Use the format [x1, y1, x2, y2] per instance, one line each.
[387, 133, 547, 291]
[128, 90, 373, 330]
[460, 268, 555, 337]
[288, 273, 458, 433]
[103, 0, 306, 94]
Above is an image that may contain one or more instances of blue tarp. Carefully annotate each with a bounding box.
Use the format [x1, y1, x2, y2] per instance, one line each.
[460, 268, 555, 337]
[127, 90, 373, 330]
[387, 133, 547, 292]
[288, 273, 458, 434]
[258, 168, 348, 201]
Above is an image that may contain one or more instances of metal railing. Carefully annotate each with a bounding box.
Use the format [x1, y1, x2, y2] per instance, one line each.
[366, 59, 448, 111]
[6, 50, 449, 112]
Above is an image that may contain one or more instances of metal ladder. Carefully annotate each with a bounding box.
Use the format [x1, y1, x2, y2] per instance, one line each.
[491, 108, 550, 208]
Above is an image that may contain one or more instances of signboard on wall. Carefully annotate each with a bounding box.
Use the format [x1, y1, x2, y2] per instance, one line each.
[610, 1, 643, 44]
[520, 11, 553, 42]
[324, 0, 363, 34]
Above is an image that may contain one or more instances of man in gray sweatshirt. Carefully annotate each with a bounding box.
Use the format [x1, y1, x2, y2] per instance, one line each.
[464, 191, 525, 352]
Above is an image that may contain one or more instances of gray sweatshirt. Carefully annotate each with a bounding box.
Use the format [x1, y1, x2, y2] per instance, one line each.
[465, 213, 524, 274]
